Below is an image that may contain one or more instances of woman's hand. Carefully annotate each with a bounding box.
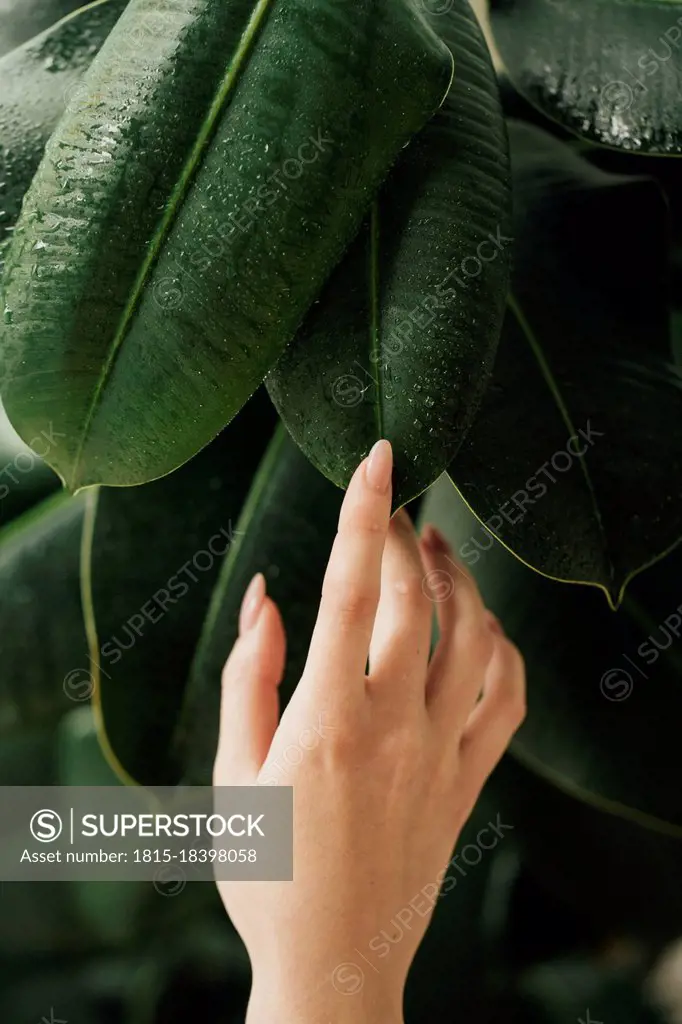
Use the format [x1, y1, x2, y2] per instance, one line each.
[213, 440, 526, 1024]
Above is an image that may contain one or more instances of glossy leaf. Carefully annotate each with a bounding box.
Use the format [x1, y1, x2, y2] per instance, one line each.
[421, 474, 682, 837]
[449, 121, 682, 607]
[0, 0, 97, 58]
[1, 0, 453, 490]
[490, 0, 682, 155]
[178, 424, 342, 785]
[490, 754, 682, 939]
[268, 0, 511, 508]
[83, 392, 276, 786]
[0, 0, 128, 272]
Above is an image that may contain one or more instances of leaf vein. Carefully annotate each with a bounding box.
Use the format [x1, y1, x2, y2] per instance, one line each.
[70, 0, 277, 488]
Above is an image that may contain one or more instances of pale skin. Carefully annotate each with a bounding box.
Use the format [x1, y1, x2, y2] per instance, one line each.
[213, 439, 526, 1024]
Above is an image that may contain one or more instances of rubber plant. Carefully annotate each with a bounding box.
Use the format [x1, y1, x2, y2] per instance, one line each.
[1, 0, 682, 968]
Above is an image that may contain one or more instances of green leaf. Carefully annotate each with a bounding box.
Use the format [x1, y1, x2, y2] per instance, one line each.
[57, 707, 153, 949]
[178, 424, 342, 785]
[490, 0, 682, 155]
[57, 703, 121, 786]
[0, 491, 89, 735]
[83, 391, 276, 786]
[489, 754, 682, 938]
[0, 0, 101, 58]
[0, 726, 56, 786]
[0, 0, 128, 273]
[267, 0, 511, 507]
[1, 0, 454, 491]
[81, 393, 341, 787]
[448, 121, 682, 607]
[421, 474, 682, 838]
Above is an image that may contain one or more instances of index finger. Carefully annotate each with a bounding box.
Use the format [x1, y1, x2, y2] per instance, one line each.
[303, 440, 393, 686]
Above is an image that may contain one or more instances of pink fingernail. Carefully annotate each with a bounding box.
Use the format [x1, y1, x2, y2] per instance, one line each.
[421, 524, 438, 550]
[365, 439, 393, 494]
[239, 573, 266, 634]
[423, 524, 449, 553]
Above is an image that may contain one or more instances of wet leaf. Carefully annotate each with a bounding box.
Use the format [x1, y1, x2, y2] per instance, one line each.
[449, 121, 682, 606]
[491, 0, 682, 154]
[268, 0, 511, 507]
[1, 0, 453, 490]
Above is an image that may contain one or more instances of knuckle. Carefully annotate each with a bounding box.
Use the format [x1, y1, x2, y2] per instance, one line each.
[515, 694, 528, 727]
[328, 726, 357, 760]
[381, 727, 423, 770]
[508, 695, 527, 731]
[340, 504, 385, 538]
[249, 663, 274, 689]
[501, 685, 526, 729]
[223, 645, 262, 689]
[497, 644, 527, 725]
[507, 641, 526, 681]
[222, 638, 249, 681]
[330, 586, 377, 630]
[399, 574, 430, 612]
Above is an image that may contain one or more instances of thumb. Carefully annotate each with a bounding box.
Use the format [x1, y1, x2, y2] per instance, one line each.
[213, 574, 287, 784]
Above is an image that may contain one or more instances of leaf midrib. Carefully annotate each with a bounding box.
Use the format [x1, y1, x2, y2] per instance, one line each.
[70, 0, 276, 488]
[508, 291, 614, 587]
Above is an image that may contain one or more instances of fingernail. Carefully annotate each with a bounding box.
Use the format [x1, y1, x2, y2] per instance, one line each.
[423, 524, 449, 553]
[365, 439, 393, 493]
[239, 573, 266, 634]
[421, 524, 437, 549]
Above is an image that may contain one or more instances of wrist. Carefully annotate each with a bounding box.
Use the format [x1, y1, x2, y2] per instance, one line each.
[247, 964, 404, 1024]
